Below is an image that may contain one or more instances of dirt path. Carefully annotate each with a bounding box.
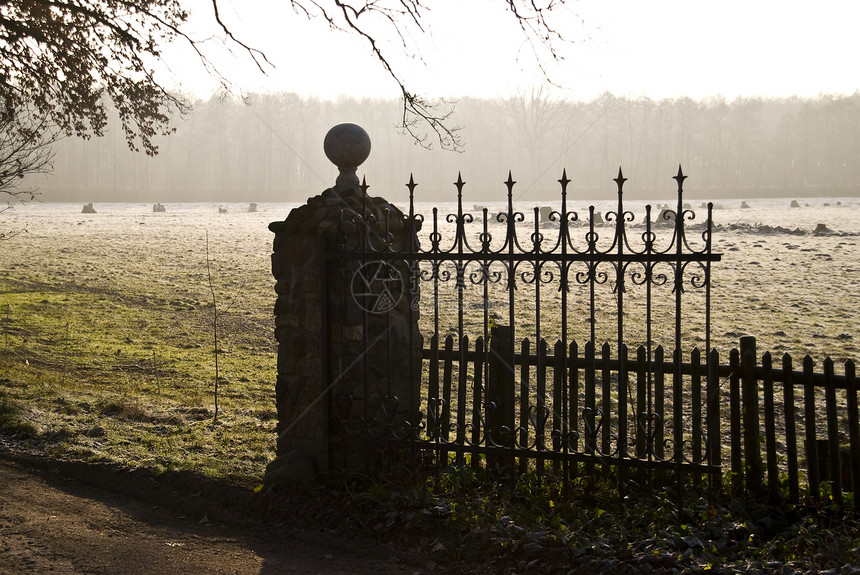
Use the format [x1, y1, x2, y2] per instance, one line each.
[0, 453, 422, 575]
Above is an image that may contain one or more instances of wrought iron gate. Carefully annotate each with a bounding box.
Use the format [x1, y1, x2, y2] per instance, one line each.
[323, 168, 722, 487]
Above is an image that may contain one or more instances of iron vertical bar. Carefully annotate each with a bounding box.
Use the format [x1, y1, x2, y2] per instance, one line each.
[454, 175, 467, 464]
[455, 175, 466, 342]
[559, 171, 571, 488]
[533, 206, 542, 348]
[645, 205, 654, 470]
[537, 338, 548, 476]
[614, 169, 627, 355]
[505, 174, 518, 470]
[704, 203, 715, 489]
[587, 206, 597, 479]
[588, 207, 597, 346]
[406, 175, 418, 439]
[432, 207, 440, 348]
[534, 223, 544, 476]
[672, 168, 686, 497]
[705, 202, 714, 360]
[481, 207, 491, 462]
[673, 348, 684, 475]
[673, 166, 686, 360]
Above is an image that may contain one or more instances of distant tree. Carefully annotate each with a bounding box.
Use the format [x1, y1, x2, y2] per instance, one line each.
[0, 0, 577, 183]
[0, 0, 265, 210]
[499, 86, 566, 178]
[0, 0, 274, 153]
[0, 100, 54, 220]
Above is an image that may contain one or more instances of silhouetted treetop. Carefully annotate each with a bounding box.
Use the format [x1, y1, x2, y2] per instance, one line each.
[0, 0, 578, 159]
[0, 0, 271, 157]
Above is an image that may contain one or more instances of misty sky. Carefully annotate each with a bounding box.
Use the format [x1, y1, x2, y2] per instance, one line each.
[18, 0, 860, 202]
[164, 0, 860, 102]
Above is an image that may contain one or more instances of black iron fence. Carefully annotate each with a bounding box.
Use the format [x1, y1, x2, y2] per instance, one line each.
[322, 168, 859, 505]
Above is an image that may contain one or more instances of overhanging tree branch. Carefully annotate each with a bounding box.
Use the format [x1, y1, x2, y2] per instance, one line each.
[284, 0, 577, 151]
[0, 0, 577, 172]
[0, 100, 57, 239]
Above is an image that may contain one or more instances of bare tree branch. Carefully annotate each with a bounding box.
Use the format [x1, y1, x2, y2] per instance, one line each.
[0, 100, 57, 239]
[0, 0, 577, 185]
[207, 0, 273, 75]
[0, 104, 56, 196]
[279, 1, 576, 150]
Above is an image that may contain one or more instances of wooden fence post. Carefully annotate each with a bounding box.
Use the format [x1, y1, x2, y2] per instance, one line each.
[518, 338, 532, 475]
[823, 358, 843, 505]
[846, 361, 859, 498]
[803, 355, 820, 500]
[740, 336, 763, 498]
[782, 353, 800, 503]
[488, 324, 515, 473]
[729, 348, 742, 496]
[761, 352, 780, 504]
[553, 339, 566, 473]
[707, 348, 722, 494]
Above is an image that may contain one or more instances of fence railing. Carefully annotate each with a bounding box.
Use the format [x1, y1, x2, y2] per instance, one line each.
[415, 333, 720, 487]
[323, 169, 858, 506]
[330, 332, 859, 505]
[724, 338, 859, 505]
[334, 168, 719, 355]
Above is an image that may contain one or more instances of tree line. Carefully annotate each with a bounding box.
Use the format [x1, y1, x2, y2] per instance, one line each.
[0, 0, 584, 208]
[30, 90, 860, 204]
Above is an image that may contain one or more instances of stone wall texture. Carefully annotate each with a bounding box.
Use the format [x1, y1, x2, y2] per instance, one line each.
[267, 184, 422, 485]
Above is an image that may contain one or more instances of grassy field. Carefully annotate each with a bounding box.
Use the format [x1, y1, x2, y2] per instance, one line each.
[1, 202, 859, 573]
[1, 201, 858, 487]
[0, 207, 279, 485]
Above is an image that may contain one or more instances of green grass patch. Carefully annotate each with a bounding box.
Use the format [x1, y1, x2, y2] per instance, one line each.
[0, 273, 276, 486]
[0, 390, 40, 438]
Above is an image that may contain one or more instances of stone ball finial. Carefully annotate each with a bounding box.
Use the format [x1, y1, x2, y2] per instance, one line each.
[323, 123, 371, 188]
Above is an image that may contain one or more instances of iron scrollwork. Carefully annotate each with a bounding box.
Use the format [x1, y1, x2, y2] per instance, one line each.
[325, 167, 721, 478]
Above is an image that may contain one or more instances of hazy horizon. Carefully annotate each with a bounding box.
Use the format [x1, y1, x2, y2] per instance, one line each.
[21, 91, 860, 204]
[9, 1, 860, 205]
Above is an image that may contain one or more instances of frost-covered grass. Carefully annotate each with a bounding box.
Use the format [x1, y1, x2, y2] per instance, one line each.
[0, 209, 278, 484]
[1, 204, 858, 486]
[1, 203, 859, 572]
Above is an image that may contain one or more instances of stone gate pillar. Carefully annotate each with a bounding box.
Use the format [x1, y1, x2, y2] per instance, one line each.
[264, 123, 421, 488]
